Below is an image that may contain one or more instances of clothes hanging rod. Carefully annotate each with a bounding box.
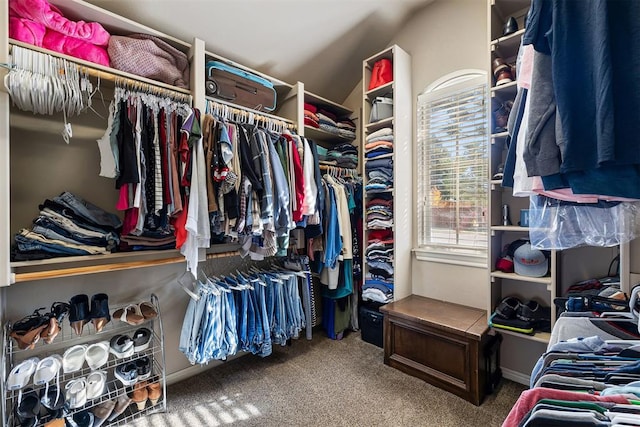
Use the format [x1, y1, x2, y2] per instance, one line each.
[8, 41, 192, 101]
[205, 96, 296, 129]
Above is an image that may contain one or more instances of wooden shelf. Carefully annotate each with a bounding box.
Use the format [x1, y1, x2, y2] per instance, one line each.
[491, 131, 509, 140]
[492, 328, 550, 344]
[491, 225, 529, 232]
[365, 81, 394, 99]
[491, 80, 518, 101]
[10, 244, 240, 283]
[9, 40, 192, 96]
[490, 271, 552, 285]
[303, 125, 354, 144]
[304, 91, 353, 118]
[491, 28, 525, 58]
[365, 117, 394, 132]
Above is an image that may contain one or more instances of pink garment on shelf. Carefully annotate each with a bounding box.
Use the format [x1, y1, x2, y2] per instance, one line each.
[9, 16, 46, 45]
[9, 0, 110, 46]
[502, 387, 630, 427]
[42, 29, 110, 67]
[531, 176, 640, 203]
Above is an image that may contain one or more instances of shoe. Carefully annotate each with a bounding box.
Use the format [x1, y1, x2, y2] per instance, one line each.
[90, 293, 111, 333]
[86, 370, 107, 400]
[492, 163, 505, 180]
[115, 361, 138, 386]
[113, 304, 144, 326]
[138, 301, 158, 320]
[131, 381, 148, 410]
[494, 296, 521, 319]
[503, 16, 519, 36]
[69, 294, 90, 336]
[92, 399, 115, 427]
[33, 355, 62, 408]
[15, 388, 40, 426]
[65, 409, 94, 427]
[39, 315, 60, 345]
[492, 57, 513, 86]
[10, 310, 49, 350]
[135, 356, 151, 381]
[110, 334, 134, 359]
[62, 345, 87, 373]
[65, 377, 87, 409]
[147, 381, 162, 406]
[40, 384, 65, 414]
[517, 300, 551, 326]
[85, 341, 110, 370]
[132, 328, 152, 352]
[107, 392, 132, 422]
[6, 357, 39, 392]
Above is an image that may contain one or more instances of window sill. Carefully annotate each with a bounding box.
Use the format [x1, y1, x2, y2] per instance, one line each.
[412, 248, 487, 269]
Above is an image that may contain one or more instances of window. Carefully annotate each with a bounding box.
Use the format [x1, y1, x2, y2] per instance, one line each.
[416, 70, 488, 266]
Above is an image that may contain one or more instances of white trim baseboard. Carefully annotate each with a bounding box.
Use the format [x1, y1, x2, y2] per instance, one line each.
[165, 352, 249, 386]
[501, 367, 530, 386]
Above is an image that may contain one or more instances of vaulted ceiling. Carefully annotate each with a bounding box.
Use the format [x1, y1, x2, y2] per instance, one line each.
[86, 0, 434, 102]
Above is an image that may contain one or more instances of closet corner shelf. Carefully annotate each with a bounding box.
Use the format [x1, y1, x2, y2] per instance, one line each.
[365, 81, 394, 99]
[491, 81, 518, 100]
[303, 125, 354, 144]
[491, 131, 509, 140]
[490, 271, 552, 285]
[304, 91, 353, 118]
[493, 328, 551, 344]
[491, 225, 529, 233]
[365, 117, 393, 132]
[9, 40, 192, 95]
[364, 153, 393, 161]
[490, 28, 526, 55]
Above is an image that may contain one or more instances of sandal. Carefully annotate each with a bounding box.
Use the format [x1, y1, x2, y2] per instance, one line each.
[113, 305, 144, 326]
[10, 310, 50, 350]
[139, 301, 158, 320]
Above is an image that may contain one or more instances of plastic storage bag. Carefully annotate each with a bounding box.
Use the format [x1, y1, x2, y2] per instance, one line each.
[528, 195, 640, 250]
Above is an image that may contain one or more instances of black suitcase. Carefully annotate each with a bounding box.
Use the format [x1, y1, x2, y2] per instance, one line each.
[205, 61, 277, 112]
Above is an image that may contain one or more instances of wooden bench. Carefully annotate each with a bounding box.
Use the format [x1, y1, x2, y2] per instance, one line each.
[380, 295, 498, 405]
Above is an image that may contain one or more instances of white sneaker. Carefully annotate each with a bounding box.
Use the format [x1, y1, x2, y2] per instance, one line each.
[62, 345, 87, 373]
[86, 370, 107, 400]
[109, 335, 134, 359]
[6, 357, 39, 391]
[33, 355, 62, 386]
[65, 377, 87, 409]
[85, 341, 110, 370]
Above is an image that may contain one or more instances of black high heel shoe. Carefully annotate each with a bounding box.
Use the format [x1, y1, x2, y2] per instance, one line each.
[90, 294, 111, 333]
[69, 295, 90, 336]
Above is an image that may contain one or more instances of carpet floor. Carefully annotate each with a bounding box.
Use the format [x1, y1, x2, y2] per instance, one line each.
[126, 331, 525, 427]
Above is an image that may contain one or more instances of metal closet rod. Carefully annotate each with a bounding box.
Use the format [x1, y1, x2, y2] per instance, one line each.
[205, 98, 297, 130]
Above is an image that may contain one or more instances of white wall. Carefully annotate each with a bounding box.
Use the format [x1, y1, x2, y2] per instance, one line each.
[391, 0, 489, 307]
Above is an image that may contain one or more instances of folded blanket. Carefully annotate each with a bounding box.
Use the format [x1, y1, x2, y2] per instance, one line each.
[365, 140, 394, 151]
[10, 0, 110, 46]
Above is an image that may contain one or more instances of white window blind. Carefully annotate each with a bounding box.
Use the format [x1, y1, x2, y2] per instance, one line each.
[417, 71, 488, 260]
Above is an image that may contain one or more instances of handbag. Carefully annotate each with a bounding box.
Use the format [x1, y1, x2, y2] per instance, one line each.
[368, 58, 393, 91]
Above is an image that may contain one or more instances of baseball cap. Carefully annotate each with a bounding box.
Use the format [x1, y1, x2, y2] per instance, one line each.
[514, 243, 549, 277]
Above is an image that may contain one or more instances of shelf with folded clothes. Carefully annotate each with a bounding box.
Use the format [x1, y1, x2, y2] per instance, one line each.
[365, 117, 393, 133]
[8, 40, 192, 97]
[303, 125, 355, 145]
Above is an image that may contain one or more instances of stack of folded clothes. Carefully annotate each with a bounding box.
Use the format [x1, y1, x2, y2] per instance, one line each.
[336, 119, 356, 140]
[317, 108, 339, 134]
[327, 142, 358, 169]
[365, 157, 393, 194]
[304, 103, 319, 128]
[365, 127, 393, 160]
[366, 199, 393, 230]
[11, 192, 121, 261]
[363, 227, 394, 303]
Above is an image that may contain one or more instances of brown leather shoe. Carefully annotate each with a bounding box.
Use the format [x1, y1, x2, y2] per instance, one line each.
[147, 381, 162, 406]
[107, 393, 132, 422]
[92, 399, 115, 427]
[131, 381, 149, 410]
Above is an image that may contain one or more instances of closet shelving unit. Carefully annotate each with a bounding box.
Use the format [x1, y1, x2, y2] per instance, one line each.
[486, 0, 557, 343]
[302, 90, 356, 146]
[486, 0, 631, 344]
[2, 294, 166, 427]
[361, 45, 411, 302]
